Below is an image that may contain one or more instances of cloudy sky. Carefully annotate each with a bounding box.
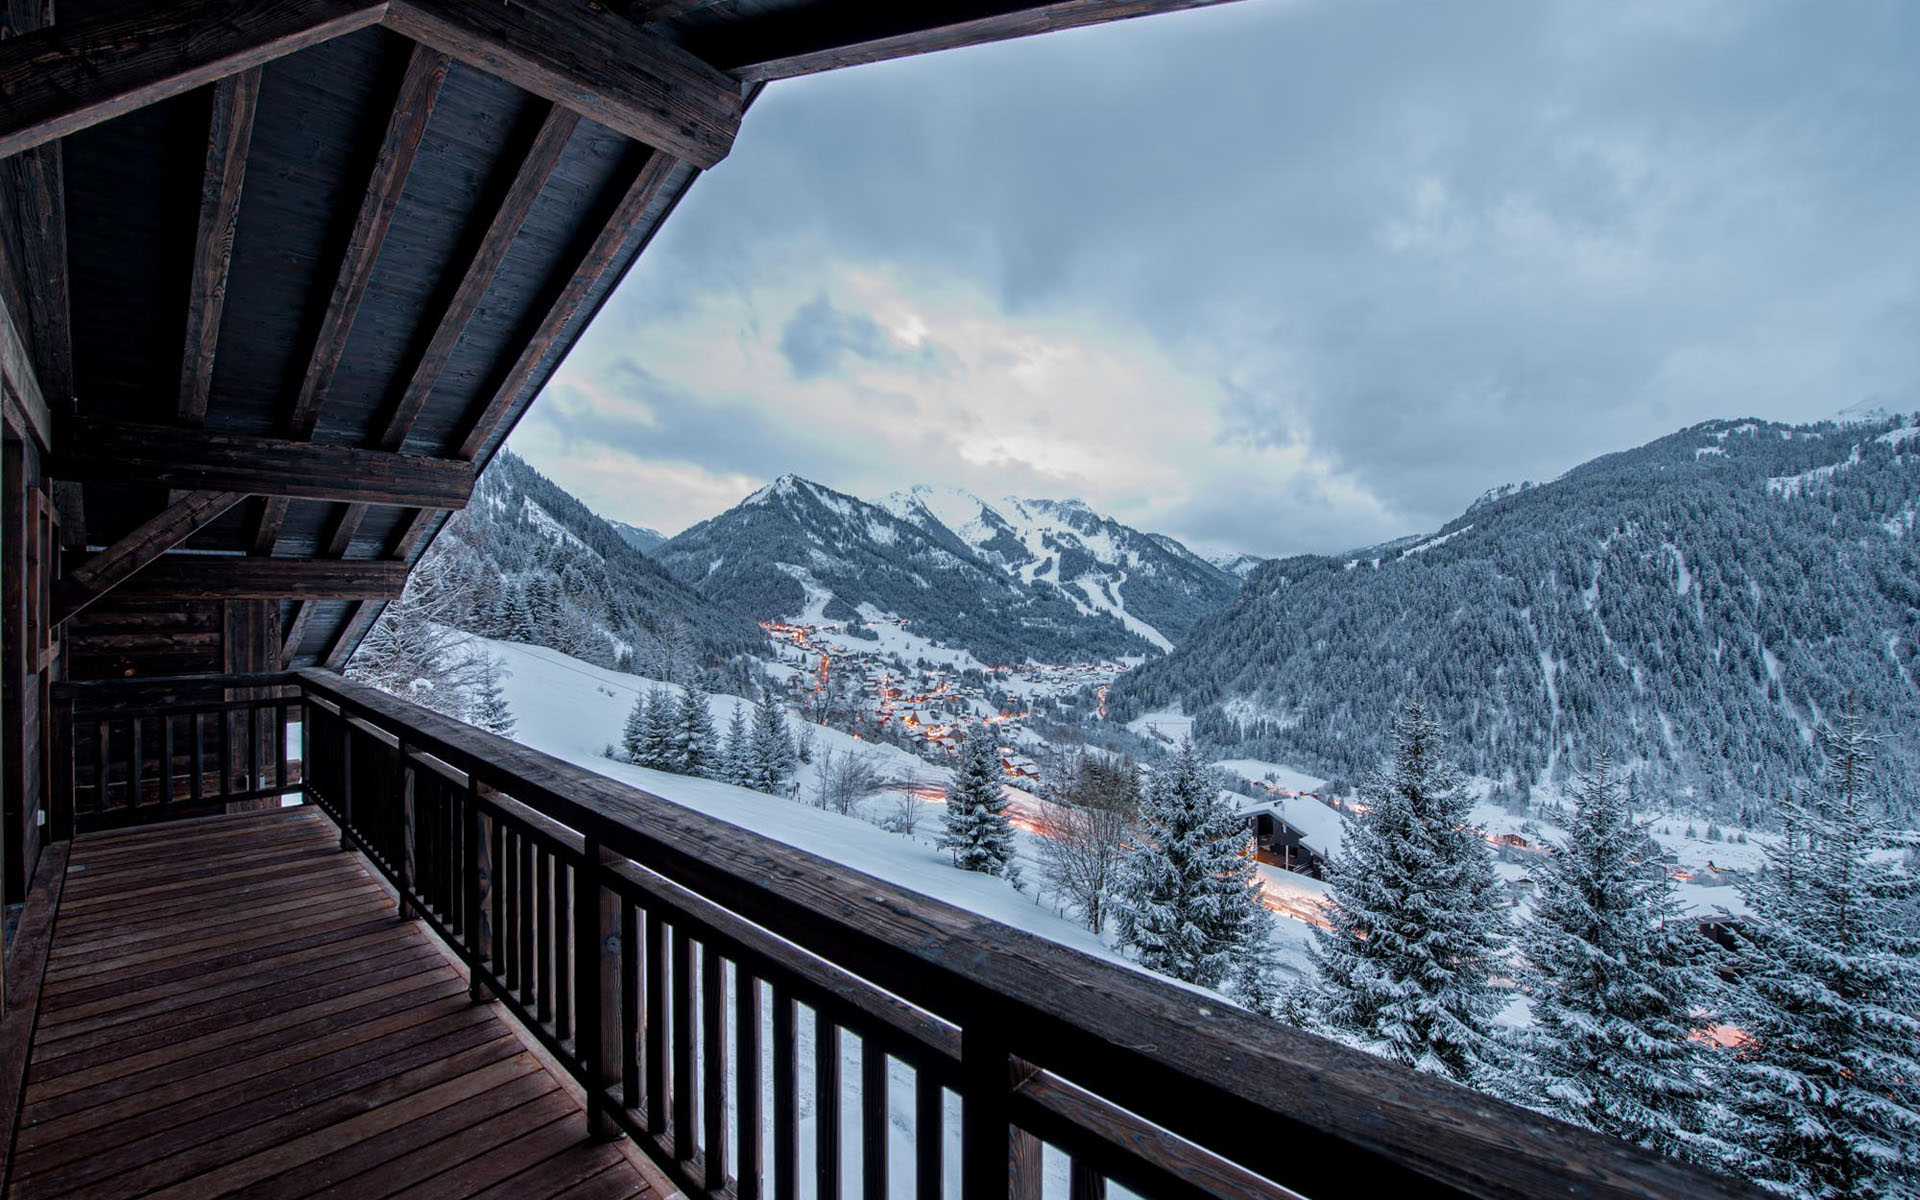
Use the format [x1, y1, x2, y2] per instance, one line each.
[507, 0, 1920, 559]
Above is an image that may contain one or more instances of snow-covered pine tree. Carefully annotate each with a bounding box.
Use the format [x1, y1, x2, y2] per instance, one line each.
[1516, 755, 1725, 1163]
[637, 688, 678, 771]
[1308, 700, 1510, 1086]
[621, 692, 649, 763]
[1112, 740, 1268, 990]
[745, 700, 797, 794]
[669, 687, 719, 779]
[720, 704, 751, 787]
[1720, 715, 1920, 1200]
[469, 658, 516, 738]
[937, 733, 1019, 881]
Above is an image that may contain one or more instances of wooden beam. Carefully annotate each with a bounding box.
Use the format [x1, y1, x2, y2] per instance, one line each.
[619, 0, 723, 22]
[52, 420, 474, 509]
[382, 0, 743, 168]
[178, 69, 262, 426]
[454, 149, 683, 461]
[51, 490, 247, 625]
[285, 41, 448, 442]
[0, 289, 48, 449]
[0, 0, 387, 160]
[107, 557, 407, 601]
[321, 596, 387, 668]
[376, 103, 579, 452]
[692, 0, 1250, 82]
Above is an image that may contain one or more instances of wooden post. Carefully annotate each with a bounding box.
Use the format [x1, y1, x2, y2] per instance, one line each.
[575, 835, 620, 1139]
[961, 1024, 1010, 1199]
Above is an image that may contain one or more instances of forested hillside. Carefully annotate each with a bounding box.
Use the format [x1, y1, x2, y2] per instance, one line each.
[413, 452, 768, 677]
[1112, 415, 1920, 822]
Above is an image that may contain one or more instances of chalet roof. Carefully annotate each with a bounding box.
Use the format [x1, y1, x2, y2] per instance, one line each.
[0, 0, 1249, 674]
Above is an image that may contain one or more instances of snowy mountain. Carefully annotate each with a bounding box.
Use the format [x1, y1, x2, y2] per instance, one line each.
[413, 451, 768, 674]
[878, 484, 1239, 650]
[611, 521, 668, 554]
[1112, 414, 1920, 823]
[652, 475, 1217, 664]
[1203, 550, 1268, 579]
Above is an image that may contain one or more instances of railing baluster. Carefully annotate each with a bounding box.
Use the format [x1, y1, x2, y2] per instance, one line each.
[94, 718, 108, 813]
[275, 700, 288, 793]
[862, 1040, 886, 1200]
[335, 711, 349, 849]
[128, 716, 143, 809]
[817, 1010, 840, 1200]
[703, 945, 728, 1190]
[489, 807, 505, 991]
[537, 845, 553, 1027]
[555, 854, 572, 1041]
[673, 924, 694, 1163]
[248, 700, 261, 795]
[396, 737, 413, 921]
[736, 966, 762, 1200]
[1069, 1157, 1106, 1200]
[161, 714, 175, 808]
[622, 895, 639, 1115]
[772, 984, 796, 1200]
[574, 835, 605, 1136]
[1011, 1126, 1042, 1200]
[465, 778, 485, 1002]
[220, 699, 233, 799]
[647, 906, 667, 1136]
[915, 1070, 943, 1200]
[518, 828, 534, 1008]
[961, 1026, 1010, 1200]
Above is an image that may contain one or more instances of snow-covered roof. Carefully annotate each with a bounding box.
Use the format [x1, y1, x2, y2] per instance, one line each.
[1229, 790, 1348, 856]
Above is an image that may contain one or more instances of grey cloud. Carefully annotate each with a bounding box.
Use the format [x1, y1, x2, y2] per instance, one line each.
[581, 0, 1920, 552]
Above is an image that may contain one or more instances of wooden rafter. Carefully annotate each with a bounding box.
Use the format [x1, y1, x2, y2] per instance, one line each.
[251, 41, 449, 556]
[376, 102, 580, 452]
[0, 0, 388, 160]
[53, 420, 474, 509]
[178, 69, 262, 426]
[51, 490, 247, 625]
[383, 0, 743, 169]
[620, 0, 724, 22]
[106, 557, 408, 602]
[693, 0, 1252, 82]
[455, 149, 684, 461]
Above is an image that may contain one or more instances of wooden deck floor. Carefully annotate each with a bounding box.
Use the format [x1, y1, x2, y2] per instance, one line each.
[7, 807, 655, 1200]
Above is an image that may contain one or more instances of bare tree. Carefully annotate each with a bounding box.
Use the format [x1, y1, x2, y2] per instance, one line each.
[812, 746, 884, 815]
[1036, 753, 1141, 935]
[881, 769, 936, 838]
[350, 552, 494, 719]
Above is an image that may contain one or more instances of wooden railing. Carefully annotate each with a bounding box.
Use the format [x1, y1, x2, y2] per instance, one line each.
[52, 673, 304, 835]
[55, 669, 1757, 1200]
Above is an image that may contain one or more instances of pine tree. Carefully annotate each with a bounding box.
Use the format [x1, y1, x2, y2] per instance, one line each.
[1308, 701, 1510, 1086]
[670, 687, 719, 779]
[636, 688, 678, 771]
[745, 701, 797, 794]
[1112, 740, 1268, 989]
[469, 658, 516, 738]
[1516, 755, 1724, 1162]
[937, 734, 1019, 881]
[1720, 716, 1920, 1200]
[621, 691, 649, 763]
[720, 704, 751, 787]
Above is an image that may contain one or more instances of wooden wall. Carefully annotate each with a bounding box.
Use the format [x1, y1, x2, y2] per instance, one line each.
[2, 300, 55, 908]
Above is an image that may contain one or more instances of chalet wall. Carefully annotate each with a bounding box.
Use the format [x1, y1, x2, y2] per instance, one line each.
[2, 340, 55, 907]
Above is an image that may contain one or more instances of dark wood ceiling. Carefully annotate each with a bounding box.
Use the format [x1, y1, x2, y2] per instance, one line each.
[0, 0, 1248, 674]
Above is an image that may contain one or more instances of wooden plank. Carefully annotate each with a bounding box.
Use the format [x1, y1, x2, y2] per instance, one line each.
[375, 102, 580, 451]
[283, 41, 450, 443]
[453, 149, 681, 460]
[0, 842, 68, 1193]
[382, 0, 742, 168]
[695, 0, 1252, 82]
[53, 419, 475, 508]
[621, 0, 722, 21]
[0, 0, 389, 159]
[0, 284, 49, 449]
[177, 69, 262, 426]
[51, 490, 248, 625]
[99, 557, 408, 602]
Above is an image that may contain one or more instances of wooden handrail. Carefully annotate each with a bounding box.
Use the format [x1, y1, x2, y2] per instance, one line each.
[292, 667, 1755, 1200]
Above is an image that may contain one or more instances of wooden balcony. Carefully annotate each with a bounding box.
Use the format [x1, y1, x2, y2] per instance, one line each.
[0, 670, 1760, 1200]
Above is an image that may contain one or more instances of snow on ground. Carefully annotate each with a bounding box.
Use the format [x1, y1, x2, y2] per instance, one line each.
[477, 634, 1297, 1196]
[1214, 758, 1326, 794]
[1126, 708, 1193, 744]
